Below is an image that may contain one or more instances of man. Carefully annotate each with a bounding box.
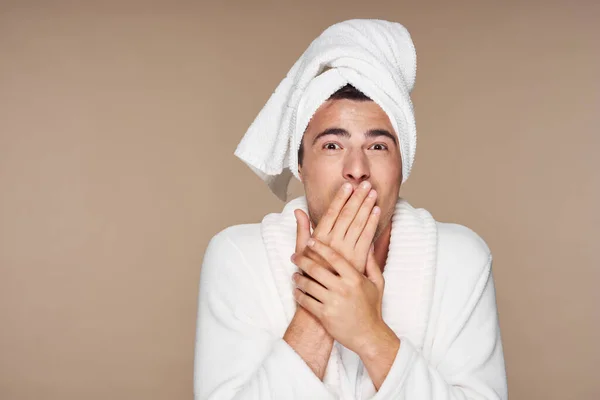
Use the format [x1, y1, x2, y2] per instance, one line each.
[194, 19, 507, 399]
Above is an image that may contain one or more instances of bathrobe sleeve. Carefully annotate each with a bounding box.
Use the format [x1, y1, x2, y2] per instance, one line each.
[194, 229, 337, 400]
[370, 225, 508, 400]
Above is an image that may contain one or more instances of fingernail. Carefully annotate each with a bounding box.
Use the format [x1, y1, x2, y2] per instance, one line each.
[368, 189, 376, 198]
[361, 181, 371, 189]
[343, 182, 352, 192]
[290, 253, 296, 262]
[307, 238, 315, 247]
[372, 206, 380, 215]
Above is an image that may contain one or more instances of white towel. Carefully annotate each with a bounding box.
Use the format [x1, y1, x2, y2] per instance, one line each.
[234, 19, 418, 201]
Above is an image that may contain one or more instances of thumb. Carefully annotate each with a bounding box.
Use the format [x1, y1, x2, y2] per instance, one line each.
[366, 244, 384, 290]
[294, 209, 311, 254]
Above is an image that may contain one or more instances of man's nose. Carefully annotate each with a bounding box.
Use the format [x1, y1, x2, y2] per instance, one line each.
[342, 150, 370, 185]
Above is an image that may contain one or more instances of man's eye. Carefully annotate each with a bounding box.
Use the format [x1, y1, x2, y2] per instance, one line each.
[370, 143, 388, 151]
[323, 143, 341, 150]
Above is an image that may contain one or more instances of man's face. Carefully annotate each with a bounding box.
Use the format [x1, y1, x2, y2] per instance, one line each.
[298, 98, 403, 239]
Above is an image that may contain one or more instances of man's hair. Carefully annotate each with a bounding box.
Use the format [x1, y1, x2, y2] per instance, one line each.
[297, 83, 372, 166]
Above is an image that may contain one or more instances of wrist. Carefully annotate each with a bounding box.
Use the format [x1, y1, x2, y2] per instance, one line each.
[292, 306, 332, 339]
[284, 306, 334, 381]
[358, 322, 400, 362]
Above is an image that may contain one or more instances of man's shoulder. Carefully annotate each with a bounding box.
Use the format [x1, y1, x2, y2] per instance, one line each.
[206, 223, 266, 261]
[214, 223, 263, 243]
[435, 221, 493, 278]
[201, 223, 267, 283]
[429, 221, 495, 319]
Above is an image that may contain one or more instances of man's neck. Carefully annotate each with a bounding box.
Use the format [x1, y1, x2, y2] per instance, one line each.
[373, 221, 392, 272]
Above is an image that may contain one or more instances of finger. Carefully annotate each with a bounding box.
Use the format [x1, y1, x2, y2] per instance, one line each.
[293, 288, 323, 318]
[344, 188, 377, 246]
[365, 246, 384, 289]
[294, 209, 311, 254]
[293, 272, 329, 303]
[291, 252, 339, 289]
[306, 238, 357, 280]
[330, 181, 372, 240]
[355, 206, 381, 257]
[303, 246, 336, 275]
[294, 210, 328, 267]
[313, 182, 353, 237]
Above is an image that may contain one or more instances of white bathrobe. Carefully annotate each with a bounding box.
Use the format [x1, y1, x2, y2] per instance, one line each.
[194, 196, 507, 399]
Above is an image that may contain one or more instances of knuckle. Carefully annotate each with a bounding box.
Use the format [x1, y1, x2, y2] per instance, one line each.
[348, 276, 362, 288]
[330, 251, 342, 265]
[338, 285, 349, 297]
[322, 234, 333, 245]
[367, 217, 378, 227]
[362, 208, 374, 221]
[324, 208, 337, 220]
[351, 257, 364, 271]
[298, 274, 308, 287]
[329, 237, 341, 249]
[323, 303, 337, 319]
[349, 215, 362, 228]
[340, 207, 354, 219]
[309, 266, 322, 282]
[302, 280, 311, 293]
[337, 245, 351, 259]
[330, 297, 342, 311]
[304, 264, 313, 277]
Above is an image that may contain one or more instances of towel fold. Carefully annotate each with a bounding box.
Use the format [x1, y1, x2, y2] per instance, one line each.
[234, 19, 418, 201]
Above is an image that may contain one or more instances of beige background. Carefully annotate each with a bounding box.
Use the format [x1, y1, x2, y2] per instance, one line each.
[1, 1, 599, 399]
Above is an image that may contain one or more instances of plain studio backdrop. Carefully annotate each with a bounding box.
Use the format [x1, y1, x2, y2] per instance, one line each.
[0, 1, 598, 399]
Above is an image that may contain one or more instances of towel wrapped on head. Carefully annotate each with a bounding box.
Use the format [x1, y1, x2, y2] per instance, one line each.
[234, 19, 418, 201]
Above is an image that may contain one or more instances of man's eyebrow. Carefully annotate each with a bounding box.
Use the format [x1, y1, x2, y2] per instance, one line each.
[365, 129, 398, 146]
[312, 127, 397, 146]
[311, 128, 350, 145]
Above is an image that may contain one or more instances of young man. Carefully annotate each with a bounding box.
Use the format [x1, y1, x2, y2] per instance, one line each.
[194, 19, 507, 399]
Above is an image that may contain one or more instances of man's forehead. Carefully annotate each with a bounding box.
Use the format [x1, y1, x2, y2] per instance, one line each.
[305, 99, 395, 137]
